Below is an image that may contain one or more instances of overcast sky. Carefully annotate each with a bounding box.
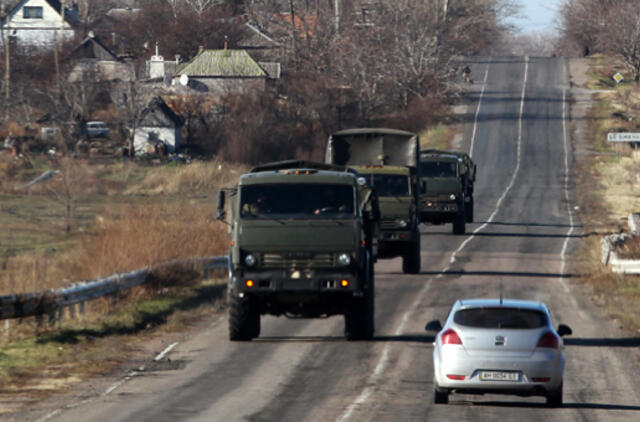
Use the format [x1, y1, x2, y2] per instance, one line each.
[507, 0, 564, 34]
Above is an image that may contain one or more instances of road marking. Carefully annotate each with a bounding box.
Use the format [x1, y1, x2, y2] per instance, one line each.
[470, 62, 490, 158]
[448, 56, 529, 268]
[559, 85, 588, 321]
[338, 57, 530, 421]
[155, 342, 179, 361]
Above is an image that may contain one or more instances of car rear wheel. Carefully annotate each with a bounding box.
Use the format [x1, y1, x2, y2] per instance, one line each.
[546, 382, 563, 407]
[434, 384, 449, 404]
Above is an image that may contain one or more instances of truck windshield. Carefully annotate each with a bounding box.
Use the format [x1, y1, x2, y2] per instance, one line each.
[420, 161, 457, 178]
[240, 184, 355, 219]
[362, 174, 410, 196]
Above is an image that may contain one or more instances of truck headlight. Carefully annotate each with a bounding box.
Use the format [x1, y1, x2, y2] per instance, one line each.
[449, 194, 456, 201]
[338, 253, 351, 266]
[398, 220, 408, 228]
[244, 254, 257, 267]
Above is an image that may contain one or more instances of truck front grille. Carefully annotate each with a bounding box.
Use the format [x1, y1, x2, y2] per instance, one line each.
[261, 253, 335, 268]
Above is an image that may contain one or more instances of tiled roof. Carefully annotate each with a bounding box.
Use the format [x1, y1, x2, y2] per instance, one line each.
[177, 49, 266, 78]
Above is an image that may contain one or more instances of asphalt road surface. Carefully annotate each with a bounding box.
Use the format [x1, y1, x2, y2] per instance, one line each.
[32, 57, 640, 421]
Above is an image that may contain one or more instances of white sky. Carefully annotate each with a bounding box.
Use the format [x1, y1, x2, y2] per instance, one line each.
[506, 0, 564, 34]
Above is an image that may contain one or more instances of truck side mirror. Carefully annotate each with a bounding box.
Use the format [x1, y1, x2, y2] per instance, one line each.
[216, 190, 226, 220]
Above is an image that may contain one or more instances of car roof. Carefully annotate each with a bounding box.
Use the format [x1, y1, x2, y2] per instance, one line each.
[454, 298, 547, 312]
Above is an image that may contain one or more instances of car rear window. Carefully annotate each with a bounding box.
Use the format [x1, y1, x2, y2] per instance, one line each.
[454, 307, 547, 329]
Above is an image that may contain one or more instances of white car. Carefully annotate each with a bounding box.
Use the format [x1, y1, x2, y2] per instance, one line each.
[426, 298, 572, 407]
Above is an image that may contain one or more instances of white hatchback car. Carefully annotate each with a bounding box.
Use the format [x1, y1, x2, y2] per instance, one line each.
[426, 298, 572, 407]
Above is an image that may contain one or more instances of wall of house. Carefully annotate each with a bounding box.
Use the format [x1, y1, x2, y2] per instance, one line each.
[1, 0, 74, 49]
[133, 127, 181, 155]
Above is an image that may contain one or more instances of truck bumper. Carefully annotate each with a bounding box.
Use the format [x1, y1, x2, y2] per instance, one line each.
[420, 202, 459, 223]
[378, 230, 418, 259]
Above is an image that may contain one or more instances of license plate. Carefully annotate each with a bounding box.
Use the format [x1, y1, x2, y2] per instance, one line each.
[479, 371, 520, 382]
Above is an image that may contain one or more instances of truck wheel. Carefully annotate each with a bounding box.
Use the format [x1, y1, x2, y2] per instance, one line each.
[229, 293, 260, 341]
[465, 197, 474, 223]
[345, 263, 374, 340]
[402, 239, 421, 274]
[452, 210, 466, 235]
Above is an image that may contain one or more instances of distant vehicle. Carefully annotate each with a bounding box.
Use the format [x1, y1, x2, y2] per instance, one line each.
[419, 149, 476, 235]
[86, 121, 109, 138]
[325, 128, 421, 274]
[425, 298, 572, 407]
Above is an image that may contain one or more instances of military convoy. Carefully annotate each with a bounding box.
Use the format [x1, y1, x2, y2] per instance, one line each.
[216, 160, 379, 341]
[217, 132, 476, 341]
[325, 129, 421, 273]
[418, 149, 476, 235]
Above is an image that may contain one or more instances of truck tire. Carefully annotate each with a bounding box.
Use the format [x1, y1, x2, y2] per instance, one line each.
[452, 209, 466, 235]
[465, 197, 474, 223]
[345, 261, 375, 340]
[229, 293, 260, 341]
[402, 237, 421, 274]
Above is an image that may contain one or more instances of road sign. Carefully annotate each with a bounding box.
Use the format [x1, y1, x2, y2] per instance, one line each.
[608, 132, 640, 142]
[613, 72, 624, 83]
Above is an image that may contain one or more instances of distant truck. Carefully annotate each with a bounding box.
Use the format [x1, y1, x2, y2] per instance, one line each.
[216, 160, 380, 341]
[419, 149, 476, 235]
[325, 128, 421, 273]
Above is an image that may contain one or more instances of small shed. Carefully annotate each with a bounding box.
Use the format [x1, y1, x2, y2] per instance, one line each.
[134, 97, 184, 155]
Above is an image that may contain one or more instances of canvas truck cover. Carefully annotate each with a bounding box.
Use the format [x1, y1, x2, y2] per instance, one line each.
[325, 128, 419, 168]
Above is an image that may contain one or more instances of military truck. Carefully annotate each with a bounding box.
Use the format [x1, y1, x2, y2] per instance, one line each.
[418, 149, 476, 235]
[216, 160, 380, 341]
[325, 128, 421, 274]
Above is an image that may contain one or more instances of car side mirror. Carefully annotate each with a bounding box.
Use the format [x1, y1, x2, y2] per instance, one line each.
[557, 324, 572, 337]
[425, 320, 442, 332]
[216, 190, 226, 220]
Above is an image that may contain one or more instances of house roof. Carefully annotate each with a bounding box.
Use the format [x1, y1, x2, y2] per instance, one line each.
[177, 49, 267, 78]
[138, 97, 184, 128]
[67, 34, 119, 61]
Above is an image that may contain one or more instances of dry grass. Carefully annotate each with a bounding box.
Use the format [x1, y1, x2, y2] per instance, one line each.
[419, 122, 457, 150]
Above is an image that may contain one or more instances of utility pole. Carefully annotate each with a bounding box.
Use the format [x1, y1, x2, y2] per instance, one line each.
[2, 1, 11, 118]
[334, 0, 340, 33]
[54, 0, 65, 94]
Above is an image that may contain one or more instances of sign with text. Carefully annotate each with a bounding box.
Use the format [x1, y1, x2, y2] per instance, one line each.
[607, 132, 640, 142]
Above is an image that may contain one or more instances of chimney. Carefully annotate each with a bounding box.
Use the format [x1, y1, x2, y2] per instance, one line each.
[224, 35, 228, 50]
[149, 42, 165, 79]
[197, 45, 205, 55]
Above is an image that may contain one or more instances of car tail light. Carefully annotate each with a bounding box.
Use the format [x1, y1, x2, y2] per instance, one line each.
[536, 332, 558, 349]
[446, 374, 466, 380]
[441, 328, 462, 345]
[532, 377, 550, 382]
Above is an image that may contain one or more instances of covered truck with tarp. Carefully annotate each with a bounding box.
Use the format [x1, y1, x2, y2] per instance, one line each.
[325, 128, 421, 274]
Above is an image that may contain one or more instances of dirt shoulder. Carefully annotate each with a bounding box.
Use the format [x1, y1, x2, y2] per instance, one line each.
[569, 56, 640, 338]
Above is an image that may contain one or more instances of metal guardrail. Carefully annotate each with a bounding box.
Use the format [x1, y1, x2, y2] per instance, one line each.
[0, 256, 228, 321]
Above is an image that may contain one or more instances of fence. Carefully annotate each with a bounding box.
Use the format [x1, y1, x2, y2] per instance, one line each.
[0, 256, 228, 324]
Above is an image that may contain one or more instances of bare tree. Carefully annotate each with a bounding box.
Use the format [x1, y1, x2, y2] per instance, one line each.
[599, 3, 640, 82]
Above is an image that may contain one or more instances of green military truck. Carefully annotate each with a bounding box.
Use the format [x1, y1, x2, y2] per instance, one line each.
[325, 128, 421, 274]
[418, 149, 476, 235]
[216, 160, 380, 341]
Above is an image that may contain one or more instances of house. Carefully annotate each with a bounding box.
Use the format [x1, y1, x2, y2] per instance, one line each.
[134, 96, 184, 155]
[174, 48, 268, 96]
[65, 32, 134, 82]
[0, 0, 78, 50]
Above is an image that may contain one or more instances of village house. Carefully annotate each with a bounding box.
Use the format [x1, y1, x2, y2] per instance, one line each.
[65, 32, 134, 82]
[133, 96, 184, 155]
[0, 0, 78, 50]
[173, 48, 269, 96]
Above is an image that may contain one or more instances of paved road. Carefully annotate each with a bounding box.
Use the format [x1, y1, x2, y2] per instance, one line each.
[33, 57, 640, 421]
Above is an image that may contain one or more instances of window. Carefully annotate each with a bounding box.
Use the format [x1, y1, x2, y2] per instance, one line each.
[454, 307, 548, 329]
[23, 6, 43, 19]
